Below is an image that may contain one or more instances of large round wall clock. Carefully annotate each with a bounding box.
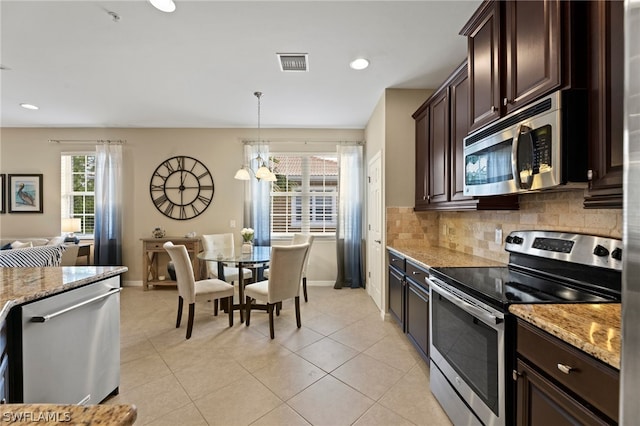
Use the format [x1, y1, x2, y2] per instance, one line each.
[149, 156, 214, 220]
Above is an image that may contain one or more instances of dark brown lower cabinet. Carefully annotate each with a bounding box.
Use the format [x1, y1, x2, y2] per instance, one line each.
[387, 250, 430, 361]
[388, 265, 405, 330]
[405, 278, 429, 362]
[515, 359, 610, 426]
[515, 320, 619, 425]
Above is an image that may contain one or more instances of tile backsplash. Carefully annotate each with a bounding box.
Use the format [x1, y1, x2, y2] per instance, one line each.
[387, 190, 622, 264]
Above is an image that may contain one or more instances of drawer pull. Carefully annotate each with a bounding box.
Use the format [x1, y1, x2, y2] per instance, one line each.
[557, 363, 573, 374]
[412, 271, 421, 275]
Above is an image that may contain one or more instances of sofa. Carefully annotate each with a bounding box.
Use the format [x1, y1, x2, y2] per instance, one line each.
[0, 237, 79, 267]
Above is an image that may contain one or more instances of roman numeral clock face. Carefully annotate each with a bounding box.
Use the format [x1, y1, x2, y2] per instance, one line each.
[149, 156, 214, 220]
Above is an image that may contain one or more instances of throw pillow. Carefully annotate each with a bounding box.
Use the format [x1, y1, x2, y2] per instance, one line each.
[11, 241, 33, 249]
[47, 236, 66, 246]
[1, 243, 12, 250]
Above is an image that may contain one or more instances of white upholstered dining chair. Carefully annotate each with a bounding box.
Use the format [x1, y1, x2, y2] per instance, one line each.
[264, 233, 315, 302]
[164, 241, 234, 339]
[201, 233, 253, 284]
[244, 243, 309, 339]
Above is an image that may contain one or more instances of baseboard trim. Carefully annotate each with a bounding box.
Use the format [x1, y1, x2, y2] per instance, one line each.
[307, 280, 335, 287]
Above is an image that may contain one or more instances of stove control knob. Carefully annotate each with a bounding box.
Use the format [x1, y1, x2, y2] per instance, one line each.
[505, 236, 514, 244]
[611, 247, 623, 261]
[593, 245, 610, 257]
[512, 236, 524, 245]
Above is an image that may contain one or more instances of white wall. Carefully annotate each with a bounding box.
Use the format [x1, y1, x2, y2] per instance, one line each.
[0, 127, 363, 284]
[363, 88, 432, 313]
[384, 88, 432, 207]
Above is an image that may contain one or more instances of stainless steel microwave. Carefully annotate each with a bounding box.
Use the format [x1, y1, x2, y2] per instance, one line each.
[463, 90, 588, 197]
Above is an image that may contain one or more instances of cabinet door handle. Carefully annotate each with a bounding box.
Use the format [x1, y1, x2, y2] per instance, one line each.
[557, 363, 573, 374]
[491, 105, 497, 112]
[512, 370, 522, 381]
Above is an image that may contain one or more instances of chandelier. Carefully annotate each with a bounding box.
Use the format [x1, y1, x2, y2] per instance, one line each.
[234, 92, 277, 181]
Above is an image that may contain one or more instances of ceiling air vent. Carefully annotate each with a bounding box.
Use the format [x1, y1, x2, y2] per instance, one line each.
[277, 53, 308, 72]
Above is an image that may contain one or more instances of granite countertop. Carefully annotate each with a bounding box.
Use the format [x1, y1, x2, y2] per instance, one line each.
[509, 304, 621, 370]
[0, 403, 137, 425]
[387, 245, 504, 270]
[0, 266, 128, 322]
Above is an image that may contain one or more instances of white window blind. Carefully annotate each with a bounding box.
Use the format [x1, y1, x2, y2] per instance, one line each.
[270, 153, 338, 236]
[61, 153, 95, 236]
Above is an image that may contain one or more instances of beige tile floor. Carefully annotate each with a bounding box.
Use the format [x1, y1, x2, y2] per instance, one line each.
[107, 285, 453, 426]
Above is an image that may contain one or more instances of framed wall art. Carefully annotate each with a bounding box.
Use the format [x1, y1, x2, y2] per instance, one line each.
[8, 174, 43, 213]
[0, 174, 5, 214]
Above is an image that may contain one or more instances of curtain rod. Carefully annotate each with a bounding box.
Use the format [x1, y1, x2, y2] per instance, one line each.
[48, 139, 126, 144]
[241, 140, 364, 146]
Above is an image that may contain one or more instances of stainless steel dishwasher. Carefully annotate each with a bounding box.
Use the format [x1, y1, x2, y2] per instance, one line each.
[9, 276, 121, 404]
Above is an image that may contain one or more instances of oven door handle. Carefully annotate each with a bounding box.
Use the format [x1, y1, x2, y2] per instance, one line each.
[428, 279, 503, 326]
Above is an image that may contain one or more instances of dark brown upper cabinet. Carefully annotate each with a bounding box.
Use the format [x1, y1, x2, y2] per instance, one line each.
[414, 108, 430, 210]
[504, 0, 561, 114]
[461, 0, 585, 133]
[413, 61, 518, 211]
[462, 1, 502, 132]
[449, 66, 470, 202]
[428, 87, 450, 205]
[584, 0, 624, 209]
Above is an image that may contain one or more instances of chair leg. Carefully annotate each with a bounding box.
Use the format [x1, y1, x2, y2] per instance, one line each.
[276, 301, 281, 316]
[267, 303, 275, 339]
[295, 296, 301, 328]
[227, 296, 234, 327]
[214, 299, 219, 316]
[303, 277, 308, 302]
[186, 303, 195, 339]
[176, 296, 184, 328]
[245, 296, 252, 326]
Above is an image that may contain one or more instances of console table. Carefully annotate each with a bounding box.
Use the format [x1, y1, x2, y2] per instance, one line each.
[76, 243, 92, 265]
[141, 237, 201, 290]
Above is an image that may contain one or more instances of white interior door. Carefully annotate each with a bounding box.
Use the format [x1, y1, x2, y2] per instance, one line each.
[367, 151, 383, 311]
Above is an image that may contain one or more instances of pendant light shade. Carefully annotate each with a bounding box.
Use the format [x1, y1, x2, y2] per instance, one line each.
[234, 91, 277, 181]
[234, 167, 251, 180]
[149, 0, 176, 12]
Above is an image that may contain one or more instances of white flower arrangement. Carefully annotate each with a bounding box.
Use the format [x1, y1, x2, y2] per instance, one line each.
[241, 228, 255, 243]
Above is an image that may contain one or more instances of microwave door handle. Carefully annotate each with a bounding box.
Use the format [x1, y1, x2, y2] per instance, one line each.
[512, 124, 533, 190]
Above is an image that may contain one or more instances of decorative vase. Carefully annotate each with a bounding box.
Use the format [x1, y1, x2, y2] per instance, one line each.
[242, 241, 253, 254]
[152, 227, 166, 238]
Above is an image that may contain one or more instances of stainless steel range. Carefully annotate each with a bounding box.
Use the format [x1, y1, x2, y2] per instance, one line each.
[427, 230, 622, 426]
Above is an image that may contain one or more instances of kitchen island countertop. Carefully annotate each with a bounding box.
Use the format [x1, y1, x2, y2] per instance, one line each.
[0, 403, 137, 425]
[0, 266, 128, 322]
[509, 303, 621, 369]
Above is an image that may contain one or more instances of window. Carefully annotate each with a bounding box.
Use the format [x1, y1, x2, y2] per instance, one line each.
[270, 153, 338, 236]
[61, 153, 95, 236]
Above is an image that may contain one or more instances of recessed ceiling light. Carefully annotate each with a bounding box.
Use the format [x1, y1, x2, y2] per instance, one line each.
[149, 0, 176, 13]
[350, 58, 370, 70]
[20, 103, 39, 110]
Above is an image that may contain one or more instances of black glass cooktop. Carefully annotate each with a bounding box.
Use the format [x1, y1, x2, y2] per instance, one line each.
[430, 266, 618, 310]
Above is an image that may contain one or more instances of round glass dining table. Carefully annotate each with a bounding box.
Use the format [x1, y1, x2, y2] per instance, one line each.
[197, 246, 271, 322]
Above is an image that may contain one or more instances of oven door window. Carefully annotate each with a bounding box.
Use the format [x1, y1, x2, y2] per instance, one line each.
[432, 293, 499, 415]
[465, 139, 513, 186]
